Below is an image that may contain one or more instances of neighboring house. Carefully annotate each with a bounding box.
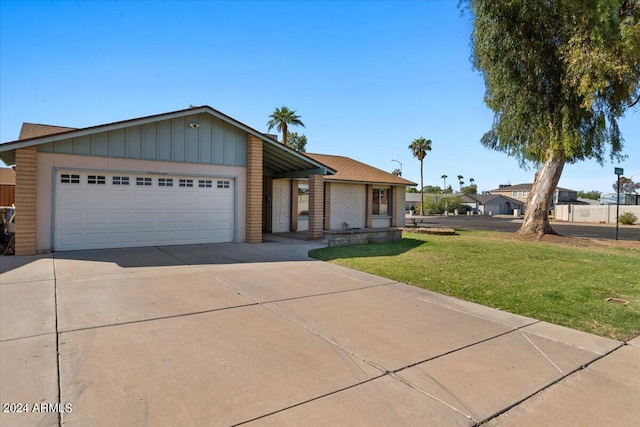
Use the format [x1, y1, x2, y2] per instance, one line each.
[405, 192, 421, 212]
[404, 192, 448, 213]
[0, 167, 16, 207]
[491, 183, 578, 205]
[0, 106, 415, 255]
[599, 193, 640, 205]
[405, 192, 524, 216]
[460, 194, 525, 215]
[576, 197, 601, 206]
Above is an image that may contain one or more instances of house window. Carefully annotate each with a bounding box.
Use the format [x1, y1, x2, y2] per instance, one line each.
[88, 175, 106, 185]
[60, 174, 80, 184]
[199, 179, 212, 188]
[112, 176, 130, 186]
[216, 180, 230, 189]
[136, 177, 152, 186]
[373, 188, 390, 216]
[158, 178, 173, 187]
[179, 179, 193, 188]
[298, 182, 309, 216]
[512, 191, 519, 198]
[522, 191, 528, 198]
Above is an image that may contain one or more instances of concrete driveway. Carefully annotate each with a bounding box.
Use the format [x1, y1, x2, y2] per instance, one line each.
[1, 236, 638, 426]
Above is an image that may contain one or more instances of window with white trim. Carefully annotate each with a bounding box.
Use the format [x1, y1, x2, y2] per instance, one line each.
[217, 180, 230, 189]
[199, 179, 212, 188]
[158, 178, 173, 187]
[522, 191, 528, 198]
[179, 179, 193, 188]
[60, 174, 80, 184]
[373, 187, 390, 216]
[512, 191, 519, 197]
[88, 175, 106, 185]
[136, 177, 152, 186]
[112, 176, 130, 185]
[298, 182, 309, 216]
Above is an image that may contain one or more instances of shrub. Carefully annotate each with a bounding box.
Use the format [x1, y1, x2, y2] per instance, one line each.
[619, 212, 637, 225]
[414, 196, 466, 215]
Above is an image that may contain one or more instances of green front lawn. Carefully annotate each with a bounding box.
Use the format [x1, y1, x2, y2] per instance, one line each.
[309, 230, 640, 341]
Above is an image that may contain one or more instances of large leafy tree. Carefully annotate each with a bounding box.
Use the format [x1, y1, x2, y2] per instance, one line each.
[267, 106, 305, 147]
[409, 137, 433, 215]
[613, 177, 640, 193]
[467, 0, 640, 236]
[286, 131, 307, 152]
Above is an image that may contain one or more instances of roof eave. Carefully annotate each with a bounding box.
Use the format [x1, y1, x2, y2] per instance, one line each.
[0, 105, 336, 175]
[323, 178, 417, 186]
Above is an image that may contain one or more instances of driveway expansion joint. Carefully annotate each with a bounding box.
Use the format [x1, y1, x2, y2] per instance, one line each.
[57, 301, 260, 334]
[475, 337, 627, 426]
[53, 254, 62, 427]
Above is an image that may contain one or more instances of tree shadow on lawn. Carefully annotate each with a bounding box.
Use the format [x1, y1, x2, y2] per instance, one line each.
[309, 237, 428, 261]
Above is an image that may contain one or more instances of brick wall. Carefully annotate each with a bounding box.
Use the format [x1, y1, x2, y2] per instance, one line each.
[327, 183, 366, 229]
[14, 147, 37, 255]
[555, 204, 640, 224]
[323, 182, 331, 230]
[391, 186, 405, 227]
[245, 135, 263, 243]
[290, 179, 298, 232]
[308, 175, 324, 239]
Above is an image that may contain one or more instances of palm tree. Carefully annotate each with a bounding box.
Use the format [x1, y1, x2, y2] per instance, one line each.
[267, 106, 305, 147]
[392, 168, 402, 176]
[457, 175, 464, 192]
[408, 137, 433, 215]
[441, 175, 448, 192]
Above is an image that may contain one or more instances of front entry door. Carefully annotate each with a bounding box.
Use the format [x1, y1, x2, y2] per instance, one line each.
[262, 176, 273, 233]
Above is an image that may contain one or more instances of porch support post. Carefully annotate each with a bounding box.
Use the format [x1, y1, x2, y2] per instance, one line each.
[390, 186, 404, 227]
[15, 146, 37, 255]
[365, 184, 373, 228]
[308, 174, 324, 240]
[245, 134, 263, 243]
[290, 179, 298, 232]
[323, 182, 331, 230]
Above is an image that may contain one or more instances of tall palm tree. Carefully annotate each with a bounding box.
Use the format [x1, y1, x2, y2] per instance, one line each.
[441, 174, 448, 192]
[457, 175, 464, 192]
[408, 137, 433, 215]
[267, 106, 304, 147]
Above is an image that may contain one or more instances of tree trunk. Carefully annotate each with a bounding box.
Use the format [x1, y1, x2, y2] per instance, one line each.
[517, 148, 566, 237]
[420, 159, 424, 215]
[282, 124, 288, 146]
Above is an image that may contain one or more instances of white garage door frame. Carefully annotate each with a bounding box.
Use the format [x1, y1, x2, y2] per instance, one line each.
[52, 167, 237, 251]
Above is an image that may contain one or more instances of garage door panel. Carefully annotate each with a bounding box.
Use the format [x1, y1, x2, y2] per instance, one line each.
[55, 171, 235, 251]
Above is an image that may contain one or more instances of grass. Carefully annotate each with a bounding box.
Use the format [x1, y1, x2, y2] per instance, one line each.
[309, 230, 640, 341]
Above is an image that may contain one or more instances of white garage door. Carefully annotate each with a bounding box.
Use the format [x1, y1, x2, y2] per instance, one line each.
[54, 170, 235, 251]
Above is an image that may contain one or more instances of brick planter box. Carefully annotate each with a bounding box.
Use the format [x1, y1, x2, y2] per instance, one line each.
[402, 227, 456, 235]
[322, 227, 402, 247]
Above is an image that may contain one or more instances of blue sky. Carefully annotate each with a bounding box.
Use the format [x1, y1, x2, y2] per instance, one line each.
[1, 0, 638, 193]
